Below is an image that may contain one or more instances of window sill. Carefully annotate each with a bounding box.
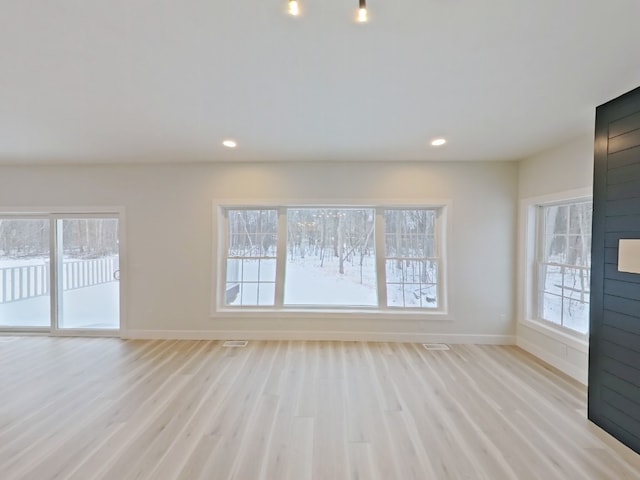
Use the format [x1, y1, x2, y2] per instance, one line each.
[519, 318, 588, 352]
[212, 307, 452, 321]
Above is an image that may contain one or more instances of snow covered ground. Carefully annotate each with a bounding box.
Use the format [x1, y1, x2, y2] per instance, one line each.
[541, 294, 588, 334]
[284, 258, 378, 306]
[228, 256, 437, 308]
[1, 255, 120, 329]
[0, 282, 119, 329]
[541, 267, 589, 334]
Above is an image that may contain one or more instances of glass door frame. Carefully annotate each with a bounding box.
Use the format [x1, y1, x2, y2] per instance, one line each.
[0, 213, 51, 334]
[0, 208, 125, 337]
[51, 212, 123, 336]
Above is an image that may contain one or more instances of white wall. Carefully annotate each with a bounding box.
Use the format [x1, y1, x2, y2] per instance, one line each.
[517, 134, 594, 383]
[518, 135, 594, 198]
[0, 161, 518, 343]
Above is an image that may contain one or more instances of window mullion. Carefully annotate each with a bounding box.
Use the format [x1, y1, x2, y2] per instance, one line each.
[535, 206, 545, 320]
[220, 208, 230, 308]
[375, 208, 387, 308]
[274, 207, 287, 308]
[434, 208, 442, 311]
[50, 216, 59, 331]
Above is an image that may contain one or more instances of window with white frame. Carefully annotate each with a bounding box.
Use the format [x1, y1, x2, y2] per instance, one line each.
[384, 209, 438, 308]
[537, 200, 592, 334]
[220, 205, 444, 311]
[225, 209, 278, 306]
[284, 208, 377, 306]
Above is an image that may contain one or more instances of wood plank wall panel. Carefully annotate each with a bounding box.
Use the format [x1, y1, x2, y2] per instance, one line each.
[610, 111, 640, 138]
[590, 85, 640, 454]
[606, 199, 640, 217]
[608, 129, 640, 155]
[608, 146, 640, 169]
[607, 163, 640, 185]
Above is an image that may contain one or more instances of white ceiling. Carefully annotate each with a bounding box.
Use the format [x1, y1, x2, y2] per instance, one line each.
[2, 0, 640, 164]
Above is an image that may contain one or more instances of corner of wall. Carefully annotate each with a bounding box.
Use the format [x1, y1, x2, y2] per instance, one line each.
[516, 323, 588, 384]
[516, 134, 593, 385]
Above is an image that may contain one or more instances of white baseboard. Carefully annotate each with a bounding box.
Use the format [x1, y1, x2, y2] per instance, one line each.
[517, 337, 588, 385]
[123, 329, 515, 345]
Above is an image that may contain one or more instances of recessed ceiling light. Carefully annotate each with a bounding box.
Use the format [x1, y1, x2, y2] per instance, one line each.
[288, 0, 300, 16]
[222, 140, 237, 148]
[431, 138, 446, 147]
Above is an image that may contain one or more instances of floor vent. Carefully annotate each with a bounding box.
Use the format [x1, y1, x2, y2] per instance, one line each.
[223, 340, 248, 348]
[422, 343, 450, 351]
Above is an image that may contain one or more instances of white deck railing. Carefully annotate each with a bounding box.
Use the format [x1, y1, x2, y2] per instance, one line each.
[0, 256, 118, 304]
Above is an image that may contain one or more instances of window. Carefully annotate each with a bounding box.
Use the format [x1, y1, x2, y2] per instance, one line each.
[537, 201, 592, 334]
[384, 209, 438, 308]
[284, 208, 377, 306]
[0, 218, 51, 327]
[225, 209, 277, 306]
[0, 213, 122, 332]
[219, 205, 445, 311]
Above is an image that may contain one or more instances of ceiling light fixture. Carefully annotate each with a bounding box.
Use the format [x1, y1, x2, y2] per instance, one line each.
[287, 0, 366, 22]
[288, 0, 300, 16]
[431, 138, 446, 147]
[222, 140, 237, 148]
[357, 0, 368, 22]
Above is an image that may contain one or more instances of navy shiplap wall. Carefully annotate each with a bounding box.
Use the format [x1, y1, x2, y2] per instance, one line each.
[590, 86, 640, 453]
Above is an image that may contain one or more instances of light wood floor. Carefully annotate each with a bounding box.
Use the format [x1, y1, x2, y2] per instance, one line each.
[1, 338, 640, 480]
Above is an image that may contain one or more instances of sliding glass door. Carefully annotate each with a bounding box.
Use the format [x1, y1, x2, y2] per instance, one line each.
[0, 218, 51, 328]
[56, 218, 120, 330]
[0, 214, 121, 334]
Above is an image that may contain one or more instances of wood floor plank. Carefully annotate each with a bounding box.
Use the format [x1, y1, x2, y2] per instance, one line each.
[2, 338, 640, 480]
